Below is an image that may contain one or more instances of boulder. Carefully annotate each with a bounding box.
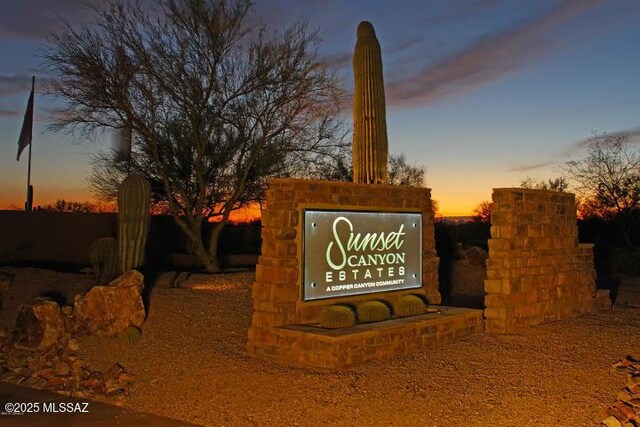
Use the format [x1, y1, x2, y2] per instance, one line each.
[465, 246, 488, 268]
[0, 271, 13, 291]
[74, 270, 145, 336]
[12, 297, 65, 351]
[109, 270, 145, 292]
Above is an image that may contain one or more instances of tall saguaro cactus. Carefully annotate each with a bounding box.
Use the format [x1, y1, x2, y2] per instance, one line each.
[352, 21, 388, 184]
[117, 173, 150, 273]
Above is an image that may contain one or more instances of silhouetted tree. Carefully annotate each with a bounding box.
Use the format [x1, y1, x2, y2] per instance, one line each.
[564, 133, 640, 247]
[43, 0, 345, 271]
[319, 151, 426, 187]
[564, 133, 640, 216]
[520, 176, 569, 192]
[41, 199, 111, 213]
[472, 200, 492, 223]
[387, 153, 425, 187]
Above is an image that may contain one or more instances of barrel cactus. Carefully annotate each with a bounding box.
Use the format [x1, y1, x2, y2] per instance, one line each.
[88, 237, 118, 282]
[394, 294, 428, 318]
[356, 300, 391, 323]
[320, 305, 356, 329]
[117, 173, 150, 273]
[352, 21, 388, 184]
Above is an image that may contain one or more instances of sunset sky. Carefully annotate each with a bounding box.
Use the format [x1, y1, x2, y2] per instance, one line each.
[1, 0, 639, 216]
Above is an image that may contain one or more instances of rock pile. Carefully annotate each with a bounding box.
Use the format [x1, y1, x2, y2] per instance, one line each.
[0, 270, 145, 406]
[603, 356, 640, 427]
[0, 328, 135, 405]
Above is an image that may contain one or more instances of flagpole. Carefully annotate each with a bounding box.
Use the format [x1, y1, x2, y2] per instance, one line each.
[25, 76, 34, 212]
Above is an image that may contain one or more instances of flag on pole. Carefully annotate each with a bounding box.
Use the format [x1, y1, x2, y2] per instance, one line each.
[16, 85, 34, 161]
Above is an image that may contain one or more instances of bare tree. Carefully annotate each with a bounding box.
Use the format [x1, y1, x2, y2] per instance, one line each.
[387, 153, 425, 187]
[318, 151, 426, 187]
[42, 0, 345, 271]
[564, 133, 640, 247]
[472, 200, 492, 223]
[520, 176, 569, 192]
[41, 199, 106, 213]
[564, 133, 640, 216]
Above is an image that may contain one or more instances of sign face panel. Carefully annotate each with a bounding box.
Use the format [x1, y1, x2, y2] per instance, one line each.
[302, 210, 422, 301]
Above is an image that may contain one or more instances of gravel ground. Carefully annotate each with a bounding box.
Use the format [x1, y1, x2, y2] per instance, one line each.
[1, 267, 639, 426]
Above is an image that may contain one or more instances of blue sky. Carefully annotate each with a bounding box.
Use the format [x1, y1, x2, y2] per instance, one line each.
[1, 0, 639, 215]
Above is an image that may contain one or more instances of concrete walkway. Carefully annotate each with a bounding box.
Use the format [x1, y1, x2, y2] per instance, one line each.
[0, 383, 201, 426]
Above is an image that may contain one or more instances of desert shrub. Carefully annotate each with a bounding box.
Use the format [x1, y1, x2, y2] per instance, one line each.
[119, 326, 142, 344]
[394, 294, 428, 317]
[356, 300, 391, 323]
[319, 305, 356, 329]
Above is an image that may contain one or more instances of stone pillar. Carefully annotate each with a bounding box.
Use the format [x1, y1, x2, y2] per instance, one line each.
[484, 188, 611, 333]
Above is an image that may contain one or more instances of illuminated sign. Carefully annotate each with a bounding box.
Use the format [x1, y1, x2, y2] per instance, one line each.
[302, 210, 422, 301]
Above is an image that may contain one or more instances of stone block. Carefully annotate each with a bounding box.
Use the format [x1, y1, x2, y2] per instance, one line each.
[255, 264, 291, 285]
[487, 269, 511, 280]
[269, 284, 299, 302]
[486, 258, 502, 269]
[251, 282, 271, 301]
[484, 294, 508, 308]
[268, 200, 295, 211]
[488, 239, 511, 252]
[275, 227, 296, 240]
[485, 308, 508, 320]
[485, 279, 502, 294]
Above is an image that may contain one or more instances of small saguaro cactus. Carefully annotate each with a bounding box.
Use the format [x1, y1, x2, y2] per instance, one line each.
[352, 20, 388, 184]
[117, 173, 150, 273]
[88, 237, 118, 282]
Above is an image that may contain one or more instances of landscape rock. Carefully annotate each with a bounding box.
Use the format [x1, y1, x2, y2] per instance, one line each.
[66, 337, 80, 352]
[0, 272, 13, 291]
[604, 356, 640, 426]
[73, 270, 145, 336]
[109, 270, 145, 292]
[0, 336, 135, 406]
[465, 246, 488, 268]
[11, 297, 65, 351]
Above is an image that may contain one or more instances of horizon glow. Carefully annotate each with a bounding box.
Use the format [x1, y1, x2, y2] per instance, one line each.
[1, 0, 639, 216]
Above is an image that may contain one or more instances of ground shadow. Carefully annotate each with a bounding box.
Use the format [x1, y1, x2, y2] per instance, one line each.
[39, 290, 68, 306]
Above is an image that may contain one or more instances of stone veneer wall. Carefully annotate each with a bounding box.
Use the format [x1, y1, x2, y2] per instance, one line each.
[247, 178, 440, 361]
[484, 188, 611, 333]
